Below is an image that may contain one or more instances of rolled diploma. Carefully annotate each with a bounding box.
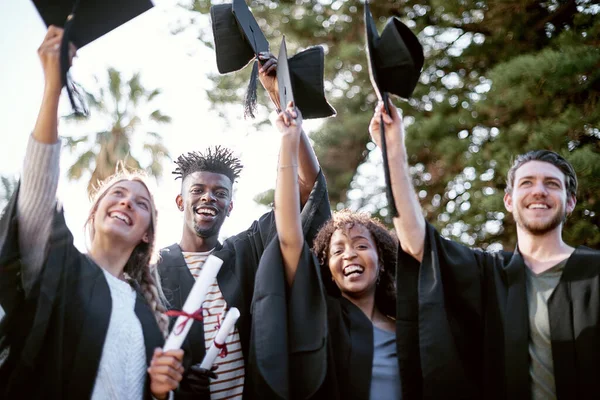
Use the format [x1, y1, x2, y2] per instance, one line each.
[200, 307, 241, 369]
[163, 255, 224, 351]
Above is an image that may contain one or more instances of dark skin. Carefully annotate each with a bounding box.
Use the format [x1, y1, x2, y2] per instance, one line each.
[177, 171, 234, 252]
[174, 53, 321, 253]
[258, 52, 320, 205]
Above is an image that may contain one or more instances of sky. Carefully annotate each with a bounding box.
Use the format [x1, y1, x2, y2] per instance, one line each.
[0, 0, 325, 251]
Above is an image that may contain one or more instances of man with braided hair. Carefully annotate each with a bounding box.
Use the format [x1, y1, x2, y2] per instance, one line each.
[157, 62, 331, 400]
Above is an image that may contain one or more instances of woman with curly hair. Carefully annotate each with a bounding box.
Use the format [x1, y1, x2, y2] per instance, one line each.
[0, 26, 183, 400]
[249, 101, 421, 400]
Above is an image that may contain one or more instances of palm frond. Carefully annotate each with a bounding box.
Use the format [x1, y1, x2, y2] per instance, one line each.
[147, 88, 161, 102]
[128, 72, 144, 107]
[123, 116, 142, 133]
[108, 68, 122, 104]
[62, 112, 90, 122]
[66, 150, 96, 180]
[149, 110, 172, 124]
[146, 131, 162, 139]
[62, 135, 89, 151]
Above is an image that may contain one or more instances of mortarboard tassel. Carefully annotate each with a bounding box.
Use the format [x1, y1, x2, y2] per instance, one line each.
[60, 2, 89, 117]
[380, 93, 399, 218]
[244, 59, 259, 119]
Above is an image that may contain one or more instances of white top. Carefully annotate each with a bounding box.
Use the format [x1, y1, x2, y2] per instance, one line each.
[91, 270, 147, 400]
[183, 252, 245, 399]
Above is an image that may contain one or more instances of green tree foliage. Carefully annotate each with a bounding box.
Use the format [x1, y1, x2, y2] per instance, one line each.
[184, 0, 600, 249]
[63, 68, 172, 195]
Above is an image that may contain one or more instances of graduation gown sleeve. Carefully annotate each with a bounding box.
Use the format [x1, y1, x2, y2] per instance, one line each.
[0, 189, 164, 399]
[415, 220, 531, 400]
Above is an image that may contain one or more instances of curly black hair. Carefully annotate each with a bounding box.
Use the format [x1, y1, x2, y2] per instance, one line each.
[312, 209, 398, 318]
[172, 146, 243, 184]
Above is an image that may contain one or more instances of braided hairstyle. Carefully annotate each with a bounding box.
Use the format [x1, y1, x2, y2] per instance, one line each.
[86, 167, 169, 337]
[172, 146, 243, 186]
[312, 209, 398, 318]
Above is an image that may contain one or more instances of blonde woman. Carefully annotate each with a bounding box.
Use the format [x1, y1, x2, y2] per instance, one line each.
[0, 26, 182, 399]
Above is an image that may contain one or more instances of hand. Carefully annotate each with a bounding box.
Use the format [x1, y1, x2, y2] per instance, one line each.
[178, 365, 218, 395]
[274, 101, 303, 137]
[37, 26, 77, 97]
[258, 52, 280, 108]
[368, 99, 404, 149]
[148, 348, 185, 400]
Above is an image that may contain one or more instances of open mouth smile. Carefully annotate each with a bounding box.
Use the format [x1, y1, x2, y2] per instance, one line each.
[194, 206, 219, 219]
[108, 211, 132, 226]
[343, 264, 365, 277]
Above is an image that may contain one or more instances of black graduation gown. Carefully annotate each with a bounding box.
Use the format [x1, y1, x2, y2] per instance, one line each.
[250, 236, 423, 400]
[158, 170, 331, 400]
[0, 186, 165, 399]
[414, 221, 600, 400]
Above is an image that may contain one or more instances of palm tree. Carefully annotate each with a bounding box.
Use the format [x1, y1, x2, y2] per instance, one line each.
[63, 67, 172, 195]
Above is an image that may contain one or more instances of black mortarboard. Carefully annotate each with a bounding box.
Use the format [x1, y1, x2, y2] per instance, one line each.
[210, 0, 270, 119]
[32, 0, 154, 115]
[277, 37, 336, 120]
[364, 0, 424, 217]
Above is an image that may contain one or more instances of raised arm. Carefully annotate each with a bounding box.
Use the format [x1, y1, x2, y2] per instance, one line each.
[273, 102, 304, 286]
[369, 101, 425, 261]
[258, 53, 319, 206]
[17, 26, 76, 293]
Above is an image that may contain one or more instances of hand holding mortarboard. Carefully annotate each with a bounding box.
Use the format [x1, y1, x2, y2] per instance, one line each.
[32, 0, 154, 115]
[37, 26, 77, 98]
[211, 0, 335, 120]
[368, 100, 404, 152]
[257, 52, 281, 110]
[364, 0, 424, 217]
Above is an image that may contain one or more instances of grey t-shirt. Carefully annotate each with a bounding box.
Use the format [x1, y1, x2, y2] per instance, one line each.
[526, 259, 567, 400]
[370, 325, 401, 399]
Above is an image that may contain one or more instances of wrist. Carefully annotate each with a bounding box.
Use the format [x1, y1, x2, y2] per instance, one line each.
[43, 84, 62, 101]
[151, 392, 168, 400]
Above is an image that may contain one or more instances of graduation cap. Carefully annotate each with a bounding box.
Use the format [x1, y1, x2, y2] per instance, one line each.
[276, 36, 336, 120]
[364, 0, 424, 217]
[32, 0, 154, 115]
[210, 0, 270, 119]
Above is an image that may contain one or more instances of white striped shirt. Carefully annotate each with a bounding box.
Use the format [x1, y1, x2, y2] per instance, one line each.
[182, 252, 245, 400]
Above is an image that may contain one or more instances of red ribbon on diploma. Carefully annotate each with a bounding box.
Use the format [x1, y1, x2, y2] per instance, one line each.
[214, 340, 228, 358]
[166, 308, 204, 335]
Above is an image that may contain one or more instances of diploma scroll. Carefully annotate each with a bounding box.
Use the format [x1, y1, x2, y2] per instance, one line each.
[200, 307, 241, 369]
[163, 255, 224, 351]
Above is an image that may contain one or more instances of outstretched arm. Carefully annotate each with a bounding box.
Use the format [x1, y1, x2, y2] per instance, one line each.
[16, 26, 76, 293]
[273, 102, 304, 286]
[259, 53, 319, 206]
[369, 101, 425, 261]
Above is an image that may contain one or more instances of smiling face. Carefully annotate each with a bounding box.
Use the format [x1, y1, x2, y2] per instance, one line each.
[504, 160, 576, 236]
[92, 180, 153, 247]
[177, 171, 233, 241]
[328, 223, 380, 299]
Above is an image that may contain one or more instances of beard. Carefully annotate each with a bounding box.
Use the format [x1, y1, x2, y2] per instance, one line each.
[193, 220, 223, 238]
[514, 204, 566, 236]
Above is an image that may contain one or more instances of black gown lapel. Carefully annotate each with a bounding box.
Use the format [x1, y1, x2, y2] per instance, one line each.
[502, 251, 529, 399]
[395, 248, 422, 400]
[67, 265, 112, 399]
[340, 298, 373, 400]
[548, 246, 600, 399]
